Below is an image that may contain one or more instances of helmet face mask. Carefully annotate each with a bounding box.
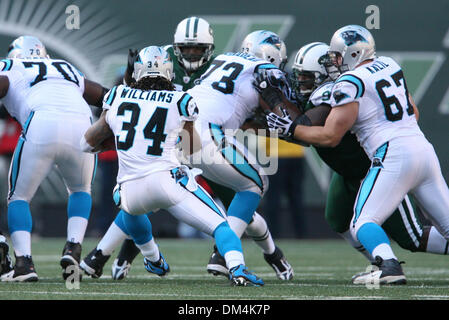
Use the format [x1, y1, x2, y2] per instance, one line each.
[322, 51, 348, 81]
[7, 35, 49, 59]
[133, 46, 174, 83]
[240, 30, 287, 70]
[291, 42, 330, 96]
[173, 17, 214, 72]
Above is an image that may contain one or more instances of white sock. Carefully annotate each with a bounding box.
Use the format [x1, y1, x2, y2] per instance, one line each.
[67, 216, 88, 244]
[245, 212, 276, 255]
[97, 222, 128, 256]
[340, 230, 375, 263]
[136, 238, 159, 262]
[11, 231, 31, 257]
[227, 216, 248, 238]
[224, 250, 245, 270]
[372, 243, 397, 261]
[426, 226, 449, 254]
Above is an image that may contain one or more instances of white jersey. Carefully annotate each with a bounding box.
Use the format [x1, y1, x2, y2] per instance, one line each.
[103, 85, 198, 183]
[309, 81, 333, 107]
[187, 52, 278, 130]
[0, 58, 89, 126]
[330, 56, 424, 157]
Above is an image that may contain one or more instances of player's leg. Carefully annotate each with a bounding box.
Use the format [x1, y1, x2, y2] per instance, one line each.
[167, 168, 263, 286]
[351, 142, 418, 285]
[2, 117, 54, 282]
[195, 124, 288, 279]
[325, 173, 374, 262]
[55, 115, 97, 280]
[382, 195, 423, 252]
[410, 146, 449, 242]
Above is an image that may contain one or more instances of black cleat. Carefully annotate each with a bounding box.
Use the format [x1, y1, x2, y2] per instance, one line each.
[206, 245, 228, 277]
[60, 241, 82, 281]
[80, 248, 110, 279]
[263, 246, 294, 280]
[352, 256, 406, 285]
[1, 255, 38, 282]
[0, 236, 13, 276]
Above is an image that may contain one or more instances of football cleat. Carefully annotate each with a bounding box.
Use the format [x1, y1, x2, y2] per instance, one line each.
[60, 241, 82, 281]
[1, 255, 38, 282]
[352, 256, 406, 285]
[206, 245, 229, 277]
[111, 258, 131, 280]
[144, 253, 170, 277]
[0, 235, 13, 276]
[229, 264, 264, 287]
[80, 248, 110, 279]
[263, 246, 293, 280]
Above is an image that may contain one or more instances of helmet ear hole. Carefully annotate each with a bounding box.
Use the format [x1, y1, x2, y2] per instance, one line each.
[351, 52, 358, 58]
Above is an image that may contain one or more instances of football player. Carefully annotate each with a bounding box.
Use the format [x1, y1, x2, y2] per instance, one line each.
[81, 46, 264, 286]
[186, 30, 292, 281]
[0, 36, 108, 282]
[261, 41, 449, 281]
[82, 20, 292, 282]
[266, 25, 449, 284]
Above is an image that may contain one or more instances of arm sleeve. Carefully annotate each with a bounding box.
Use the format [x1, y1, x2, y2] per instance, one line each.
[330, 74, 365, 107]
[102, 85, 120, 111]
[176, 93, 199, 122]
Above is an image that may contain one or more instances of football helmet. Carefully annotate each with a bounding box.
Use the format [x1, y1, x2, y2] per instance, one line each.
[7, 35, 49, 59]
[173, 17, 215, 72]
[291, 42, 330, 95]
[240, 30, 287, 70]
[327, 25, 376, 76]
[133, 46, 174, 82]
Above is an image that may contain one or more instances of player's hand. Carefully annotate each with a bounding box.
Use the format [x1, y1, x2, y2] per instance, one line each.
[127, 49, 139, 74]
[253, 68, 286, 93]
[266, 108, 295, 137]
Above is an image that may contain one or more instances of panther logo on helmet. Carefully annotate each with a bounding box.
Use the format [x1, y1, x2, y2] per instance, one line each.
[341, 31, 368, 46]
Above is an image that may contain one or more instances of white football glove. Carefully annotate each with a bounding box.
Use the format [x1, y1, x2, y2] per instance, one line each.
[266, 108, 294, 137]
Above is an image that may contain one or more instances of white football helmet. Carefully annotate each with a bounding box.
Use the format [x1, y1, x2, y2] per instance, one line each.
[291, 42, 330, 95]
[328, 25, 376, 74]
[132, 46, 174, 82]
[7, 35, 49, 59]
[173, 17, 214, 72]
[240, 30, 287, 70]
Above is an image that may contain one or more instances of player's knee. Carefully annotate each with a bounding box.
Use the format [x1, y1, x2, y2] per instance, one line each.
[7, 193, 31, 204]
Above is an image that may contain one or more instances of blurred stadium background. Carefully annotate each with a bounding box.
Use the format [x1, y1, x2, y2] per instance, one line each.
[0, 0, 447, 240]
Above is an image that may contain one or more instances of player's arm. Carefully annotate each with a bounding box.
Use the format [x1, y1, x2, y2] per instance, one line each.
[0, 76, 9, 98]
[81, 110, 114, 153]
[177, 93, 201, 155]
[266, 102, 357, 147]
[83, 79, 109, 108]
[180, 120, 201, 155]
[292, 102, 358, 147]
[409, 93, 419, 121]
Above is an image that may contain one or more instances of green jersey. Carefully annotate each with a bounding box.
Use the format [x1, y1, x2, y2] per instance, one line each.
[303, 82, 370, 180]
[164, 45, 215, 91]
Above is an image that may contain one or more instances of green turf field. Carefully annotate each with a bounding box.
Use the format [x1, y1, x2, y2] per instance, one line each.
[1, 237, 449, 300]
